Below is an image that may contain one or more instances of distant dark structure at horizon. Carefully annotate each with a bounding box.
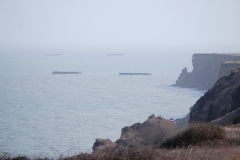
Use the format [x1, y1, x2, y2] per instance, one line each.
[119, 73, 151, 75]
[45, 54, 62, 56]
[52, 71, 81, 74]
[107, 54, 124, 56]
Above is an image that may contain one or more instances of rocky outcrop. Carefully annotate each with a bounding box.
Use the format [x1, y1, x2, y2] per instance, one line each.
[219, 61, 240, 77]
[189, 67, 240, 123]
[116, 115, 179, 148]
[211, 108, 240, 125]
[92, 115, 179, 152]
[92, 138, 117, 152]
[174, 53, 240, 90]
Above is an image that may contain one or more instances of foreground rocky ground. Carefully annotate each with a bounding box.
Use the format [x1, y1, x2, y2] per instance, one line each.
[92, 115, 179, 152]
[2, 123, 240, 160]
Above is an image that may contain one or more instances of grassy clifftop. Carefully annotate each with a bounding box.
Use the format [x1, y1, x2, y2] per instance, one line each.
[2, 123, 240, 160]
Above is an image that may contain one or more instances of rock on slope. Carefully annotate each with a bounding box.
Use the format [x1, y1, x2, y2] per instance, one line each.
[219, 61, 240, 77]
[92, 115, 179, 152]
[211, 108, 240, 125]
[174, 53, 240, 90]
[189, 67, 240, 123]
[92, 138, 117, 152]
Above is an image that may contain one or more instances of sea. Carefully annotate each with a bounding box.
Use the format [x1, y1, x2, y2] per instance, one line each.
[0, 46, 204, 157]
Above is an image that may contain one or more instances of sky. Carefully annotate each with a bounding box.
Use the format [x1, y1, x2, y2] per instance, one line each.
[0, 0, 240, 48]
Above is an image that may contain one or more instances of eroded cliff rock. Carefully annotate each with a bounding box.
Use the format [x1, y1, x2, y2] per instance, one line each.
[92, 138, 117, 152]
[175, 53, 240, 90]
[116, 115, 179, 148]
[189, 67, 240, 123]
[211, 108, 240, 125]
[92, 115, 179, 152]
[219, 61, 240, 77]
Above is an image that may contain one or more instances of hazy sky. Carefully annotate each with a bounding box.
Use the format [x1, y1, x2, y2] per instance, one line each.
[0, 0, 240, 47]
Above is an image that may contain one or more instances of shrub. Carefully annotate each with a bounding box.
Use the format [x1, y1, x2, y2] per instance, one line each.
[233, 116, 240, 124]
[161, 123, 225, 148]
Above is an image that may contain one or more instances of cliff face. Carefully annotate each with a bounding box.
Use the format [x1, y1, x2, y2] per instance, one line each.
[219, 61, 240, 78]
[175, 54, 240, 90]
[92, 115, 179, 152]
[211, 108, 240, 125]
[116, 116, 178, 148]
[189, 67, 240, 123]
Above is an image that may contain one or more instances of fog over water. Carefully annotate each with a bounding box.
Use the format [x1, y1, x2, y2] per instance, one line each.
[0, 0, 240, 157]
[0, 47, 204, 156]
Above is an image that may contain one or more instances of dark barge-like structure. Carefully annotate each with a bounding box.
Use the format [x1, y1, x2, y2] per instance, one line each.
[119, 73, 151, 75]
[52, 71, 82, 74]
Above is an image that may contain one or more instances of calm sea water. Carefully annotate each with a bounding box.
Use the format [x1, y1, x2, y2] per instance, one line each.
[0, 47, 203, 157]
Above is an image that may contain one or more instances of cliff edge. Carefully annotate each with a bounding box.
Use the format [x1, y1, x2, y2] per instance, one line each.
[219, 61, 240, 78]
[92, 115, 179, 152]
[189, 67, 240, 123]
[174, 53, 240, 90]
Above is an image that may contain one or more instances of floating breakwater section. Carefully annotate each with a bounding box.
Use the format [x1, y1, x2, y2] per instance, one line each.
[119, 73, 151, 75]
[52, 71, 82, 74]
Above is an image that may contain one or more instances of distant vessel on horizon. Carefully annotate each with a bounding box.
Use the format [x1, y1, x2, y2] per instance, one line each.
[52, 71, 81, 74]
[119, 73, 151, 75]
[45, 54, 62, 56]
[107, 54, 124, 56]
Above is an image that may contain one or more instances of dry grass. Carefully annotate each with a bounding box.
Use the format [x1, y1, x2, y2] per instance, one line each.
[2, 124, 240, 160]
[0, 153, 50, 160]
[161, 123, 225, 148]
[2, 146, 240, 160]
[225, 125, 240, 140]
[64, 146, 240, 160]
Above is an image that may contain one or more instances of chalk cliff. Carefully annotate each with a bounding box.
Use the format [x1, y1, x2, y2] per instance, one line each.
[189, 67, 240, 123]
[219, 61, 240, 78]
[174, 53, 240, 90]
